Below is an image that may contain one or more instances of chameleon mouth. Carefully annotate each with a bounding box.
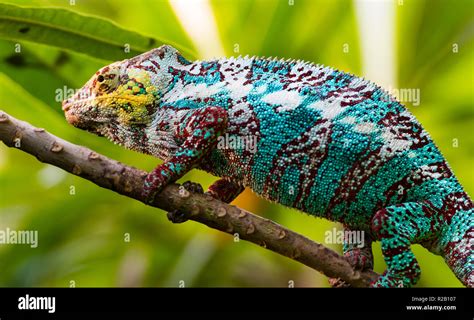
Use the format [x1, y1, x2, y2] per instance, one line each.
[62, 98, 85, 127]
[63, 102, 108, 129]
[64, 110, 108, 134]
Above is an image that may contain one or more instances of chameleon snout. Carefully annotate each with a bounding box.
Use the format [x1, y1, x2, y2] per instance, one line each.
[64, 111, 80, 126]
[62, 99, 71, 112]
[62, 100, 78, 125]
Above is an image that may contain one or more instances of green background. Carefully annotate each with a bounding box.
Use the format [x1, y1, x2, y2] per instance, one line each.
[0, 0, 472, 287]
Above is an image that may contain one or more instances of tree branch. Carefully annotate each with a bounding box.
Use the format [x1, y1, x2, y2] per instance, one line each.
[0, 110, 379, 287]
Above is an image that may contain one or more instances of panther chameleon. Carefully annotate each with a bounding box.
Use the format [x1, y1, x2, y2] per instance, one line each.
[62, 45, 473, 288]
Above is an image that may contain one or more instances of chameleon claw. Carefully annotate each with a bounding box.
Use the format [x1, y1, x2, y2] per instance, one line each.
[328, 249, 373, 288]
[142, 189, 158, 205]
[181, 181, 204, 194]
[166, 181, 204, 223]
[328, 277, 351, 288]
[167, 209, 189, 224]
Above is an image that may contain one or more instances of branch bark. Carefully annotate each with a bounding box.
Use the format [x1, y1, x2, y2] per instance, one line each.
[0, 110, 379, 287]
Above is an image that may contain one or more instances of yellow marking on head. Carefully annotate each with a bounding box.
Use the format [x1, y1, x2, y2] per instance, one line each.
[95, 81, 158, 124]
[86, 68, 161, 125]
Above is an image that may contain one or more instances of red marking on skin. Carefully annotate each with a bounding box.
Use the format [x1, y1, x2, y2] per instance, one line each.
[242, 69, 254, 86]
[327, 110, 431, 216]
[143, 107, 229, 201]
[294, 131, 332, 210]
[380, 162, 452, 208]
[318, 86, 374, 107]
[136, 64, 158, 73]
[440, 192, 473, 223]
[281, 68, 331, 90]
[234, 109, 244, 117]
[262, 119, 330, 207]
[383, 245, 411, 257]
[157, 49, 165, 59]
[150, 60, 161, 70]
[294, 70, 314, 83]
[378, 112, 429, 149]
[371, 209, 388, 237]
[443, 226, 473, 286]
[219, 102, 260, 177]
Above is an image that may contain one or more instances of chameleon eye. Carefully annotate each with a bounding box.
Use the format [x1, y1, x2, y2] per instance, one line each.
[95, 68, 120, 93]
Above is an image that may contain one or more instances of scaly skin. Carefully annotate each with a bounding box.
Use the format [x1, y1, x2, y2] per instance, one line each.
[63, 45, 473, 288]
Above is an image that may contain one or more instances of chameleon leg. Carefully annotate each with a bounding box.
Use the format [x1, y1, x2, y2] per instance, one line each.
[370, 201, 437, 287]
[167, 179, 244, 223]
[142, 107, 228, 204]
[329, 227, 373, 288]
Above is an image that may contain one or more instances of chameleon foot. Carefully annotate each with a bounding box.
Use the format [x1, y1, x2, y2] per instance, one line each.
[166, 181, 204, 224]
[370, 269, 420, 288]
[142, 169, 168, 204]
[328, 249, 373, 288]
[328, 277, 351, 288]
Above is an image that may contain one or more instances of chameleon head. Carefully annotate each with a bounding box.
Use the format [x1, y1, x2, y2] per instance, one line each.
[62, 45, 181, 137]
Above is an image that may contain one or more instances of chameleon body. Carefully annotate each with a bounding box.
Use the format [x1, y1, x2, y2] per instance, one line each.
[63, 45, 473, 287]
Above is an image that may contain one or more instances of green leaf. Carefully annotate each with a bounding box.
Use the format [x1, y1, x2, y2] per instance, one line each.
[0, 72, 68, 134]
[0, 39, 107, 115]
[0, 2, 196, 61]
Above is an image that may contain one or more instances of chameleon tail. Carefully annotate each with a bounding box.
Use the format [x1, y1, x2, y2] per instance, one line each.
[440, 193, 473, 288]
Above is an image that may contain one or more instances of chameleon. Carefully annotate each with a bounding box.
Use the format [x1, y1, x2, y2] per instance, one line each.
[62, 45, 473, 288]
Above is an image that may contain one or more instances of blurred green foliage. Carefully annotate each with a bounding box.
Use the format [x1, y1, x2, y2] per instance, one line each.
[0, 2, 195, 61]
[0, 0, 472, 287]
